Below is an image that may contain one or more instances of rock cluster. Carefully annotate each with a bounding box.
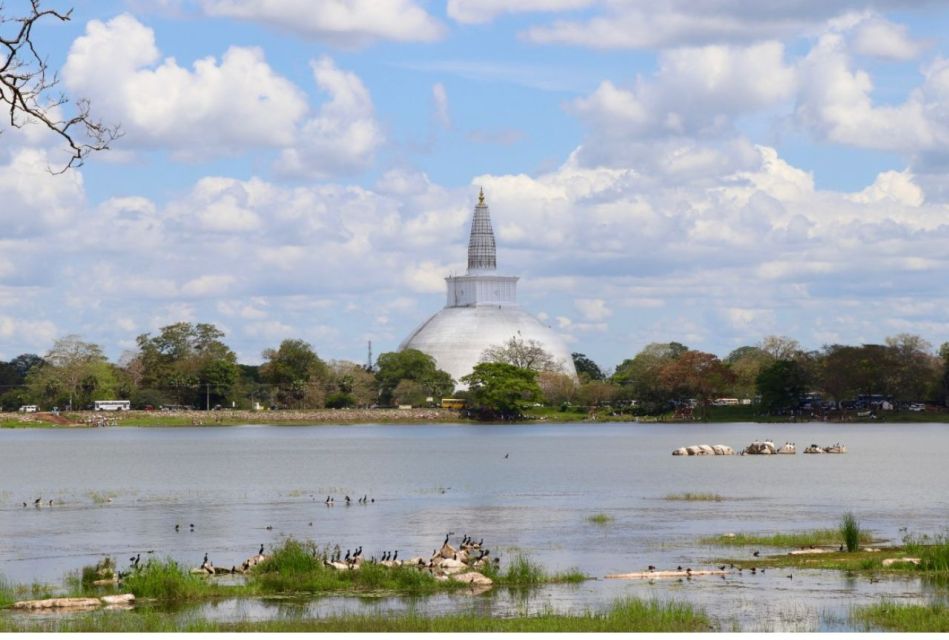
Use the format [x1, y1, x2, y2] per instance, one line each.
[672, 444, 735, 456]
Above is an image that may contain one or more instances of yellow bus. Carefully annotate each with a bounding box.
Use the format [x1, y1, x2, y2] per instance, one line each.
[440, 398, 466, 410]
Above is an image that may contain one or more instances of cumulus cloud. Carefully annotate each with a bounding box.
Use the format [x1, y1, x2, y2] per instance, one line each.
[201, 0, 445, 46]
[63, 14, 308, 157]
[851, 15, 924, 60]
[0, 148, 84, 238]
[275, 57, 384, 178]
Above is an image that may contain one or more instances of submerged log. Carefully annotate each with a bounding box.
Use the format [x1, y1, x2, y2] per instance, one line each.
[606, 569, 727, 580]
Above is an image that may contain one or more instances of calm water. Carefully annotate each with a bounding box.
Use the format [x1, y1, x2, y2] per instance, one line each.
[1, 422, 947, 631]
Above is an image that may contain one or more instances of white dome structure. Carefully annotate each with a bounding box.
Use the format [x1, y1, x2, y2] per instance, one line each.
[400, 189, 577, 387]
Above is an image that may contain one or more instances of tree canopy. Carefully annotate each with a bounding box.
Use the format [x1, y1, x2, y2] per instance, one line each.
[374, 349, 453, 405]
[461, 362, 542, 419]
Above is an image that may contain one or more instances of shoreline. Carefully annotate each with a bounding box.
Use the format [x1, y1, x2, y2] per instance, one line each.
[3, 406, 949, 429]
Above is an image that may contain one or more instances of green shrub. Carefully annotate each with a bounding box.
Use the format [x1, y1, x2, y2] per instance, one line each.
[840, 512, 862, 552]
[122, 559, 211, 601]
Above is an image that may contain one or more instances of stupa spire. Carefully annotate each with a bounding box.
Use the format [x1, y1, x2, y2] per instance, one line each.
[467, 187, 496, 273]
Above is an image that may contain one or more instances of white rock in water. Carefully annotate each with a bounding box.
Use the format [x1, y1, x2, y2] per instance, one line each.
[451, 571, 494, 586]
[672, 447, 688, 456]
[437, 558, 468, 574]
[100, 594, 135, 605]
[697, 444, 715, 455]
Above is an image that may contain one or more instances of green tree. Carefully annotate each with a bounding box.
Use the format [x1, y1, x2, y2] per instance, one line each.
[329, 361, 377, 407]
[756, 359, 810, 414]
[260, 339, 329, 408]
[884, 334, 939, 403]
[26, 336, 117, 409]
[724, 345, 773, 399]
[461, 362, 542, 420]
[134, 323, 239, 408]
[612, 342, 688, 413]
[374, 349, 454, 405]
[571, 352, 604, 381]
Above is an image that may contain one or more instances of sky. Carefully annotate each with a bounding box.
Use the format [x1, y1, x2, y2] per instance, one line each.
[2, 0, 949, 372]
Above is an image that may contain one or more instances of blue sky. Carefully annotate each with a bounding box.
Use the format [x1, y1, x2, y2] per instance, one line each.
[2, 0, 949, 372]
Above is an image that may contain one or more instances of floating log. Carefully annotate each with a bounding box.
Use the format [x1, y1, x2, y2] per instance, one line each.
[12, 594, 135, 610]
[788, 548, 835, 555]
[606, 569, 727, 580]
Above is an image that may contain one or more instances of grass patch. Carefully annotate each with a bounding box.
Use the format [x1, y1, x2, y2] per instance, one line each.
[702, 528, 873, 548]
[665, 492, 724, 502]
[122, 559, 222, 601]
[840, 512, 862, 552]
[905, 535, 949, 574]
[0, 597, 712, 633]
[481, 554, 587, 586]
[249, 539, 463, 595]
[854, 601, 949, 632]
[0, 575, 15, 608]
[587, 513, 614, 525]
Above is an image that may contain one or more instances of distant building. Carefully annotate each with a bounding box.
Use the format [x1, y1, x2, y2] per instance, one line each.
[400, 189, 577, 388]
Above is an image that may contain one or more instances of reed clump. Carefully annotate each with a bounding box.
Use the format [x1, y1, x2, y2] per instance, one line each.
[587, 513, 613, 525]
[840, 512, 862, 552]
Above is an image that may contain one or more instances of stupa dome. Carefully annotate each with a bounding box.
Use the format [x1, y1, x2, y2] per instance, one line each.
[400, 189, 577, 387]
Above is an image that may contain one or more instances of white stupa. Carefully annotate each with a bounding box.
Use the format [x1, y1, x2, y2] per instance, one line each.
[399, 189, 577, 387]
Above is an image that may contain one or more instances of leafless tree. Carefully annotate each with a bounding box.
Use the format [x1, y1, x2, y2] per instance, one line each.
[1, 1, 119, 171]
[480, 336, 564, 373]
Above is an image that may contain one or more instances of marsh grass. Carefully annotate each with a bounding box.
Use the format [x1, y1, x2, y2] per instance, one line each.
[904, 535, 949, 574]
[854, 601, 949, 632]
[249, 539, 462, 595]
[0, 575, 15, 608]
[122, 559, 222, 601]
[703, 528, 873, 548]
[840, 512, 862, 552]
[481, 554, 587, 586]
[665, 492, 724, 502]
[0, 597, 712, 633]
[587, 513, 613, 525]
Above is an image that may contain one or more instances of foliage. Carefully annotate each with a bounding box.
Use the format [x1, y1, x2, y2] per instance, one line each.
[392, 379, 429, 406]
[756, 359, 810, 414]
[658, 350, 734, 418]
[611, 342, 688, 413]
[461, 362, 542, 419]
[480, 336, 564, 372]
[576, 380, 618, 407]
[374, 349, 453, 405]
[328, 360, 377, 407]
[840, 512, 862, 552]
[537, 371, 577, 405]
[324, 392, 356, 409]
[133, 323, 240, 409]
[25, 336, 118, 409]
[259, 339, 329, 409]
[122, 559, 213, 601]
[572, 352, 604, 381]
[724, 345, 772, 399]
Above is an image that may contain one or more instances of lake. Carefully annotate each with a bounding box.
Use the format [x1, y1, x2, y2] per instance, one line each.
[1, 422, 947, 631]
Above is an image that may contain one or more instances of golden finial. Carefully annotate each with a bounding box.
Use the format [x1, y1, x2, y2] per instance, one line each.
[478, 187, 485, 206]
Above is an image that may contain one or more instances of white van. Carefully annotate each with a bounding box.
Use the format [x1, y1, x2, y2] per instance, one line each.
[18, 405, 38, 413]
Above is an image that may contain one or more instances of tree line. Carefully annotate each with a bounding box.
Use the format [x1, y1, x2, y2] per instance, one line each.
[1, 324, 947, 419]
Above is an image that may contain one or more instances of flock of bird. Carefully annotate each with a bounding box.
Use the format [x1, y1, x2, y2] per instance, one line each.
[323, 494, 374, 506]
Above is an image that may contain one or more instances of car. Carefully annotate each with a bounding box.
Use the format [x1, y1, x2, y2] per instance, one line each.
[909, 403, 925, 412]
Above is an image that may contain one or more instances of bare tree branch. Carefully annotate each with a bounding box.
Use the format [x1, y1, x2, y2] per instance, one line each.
[0, 0, 120, 172]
